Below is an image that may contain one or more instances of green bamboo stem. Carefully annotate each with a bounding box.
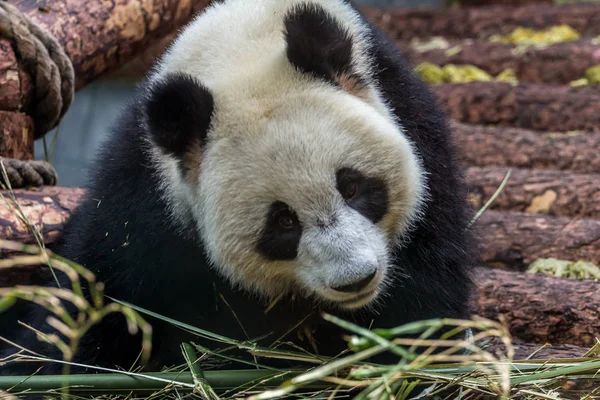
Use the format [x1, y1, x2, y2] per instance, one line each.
[0, 369, 310, 395]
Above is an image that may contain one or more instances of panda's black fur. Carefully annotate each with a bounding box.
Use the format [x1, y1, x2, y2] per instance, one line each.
[1, 0, 477, 381]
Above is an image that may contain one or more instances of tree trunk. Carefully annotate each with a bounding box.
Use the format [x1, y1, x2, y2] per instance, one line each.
[0, 0, 213, 157]
[476, 210, 600, 271]
[457, 0, 552, 6]
[0, 186, 85, 246]
[466, 166, 600, 218]
[473, 267, 600, 347]
[452, 122, 600, 174]
[434, 82, 600, 131]
[0, 111, 33, 160]
[10, 0, 212, 91]
[360, 3, 600, 41]
[481, 337, 592, 360]
[0, 38, 32, 113]
[403, 39, 600, 85]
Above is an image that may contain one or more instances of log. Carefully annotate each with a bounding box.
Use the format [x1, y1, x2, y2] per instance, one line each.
[0, 38, 32, 112]
[5, 0, 213, 91]
[452, 122, 600, 174]
[434, 82, 600, 131]
[108, 32, 176, 80]
[480, 337, 591, 360]
[456, 0, 552, 5]
[466, 167, 600, 218]
[0, 111, 33, 159]
[361, 3, 600, 41]
[476, 210, 600, 271]
[478, 339, 599, 399]
[0, 186, 85, 246]
[0, 0, 213, 158]
[404, 39, 600, 85]
[474, 267, 600, 347]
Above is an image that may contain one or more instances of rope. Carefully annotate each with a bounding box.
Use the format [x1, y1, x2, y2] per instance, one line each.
[0, 2, 74, 187]
[0, 157, 58, 188]
[0, 1, 74, 139]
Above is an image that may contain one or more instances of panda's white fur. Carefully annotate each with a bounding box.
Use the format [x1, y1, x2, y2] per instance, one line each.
[146, 0, 428, 308]
[1, 0, 475, 377]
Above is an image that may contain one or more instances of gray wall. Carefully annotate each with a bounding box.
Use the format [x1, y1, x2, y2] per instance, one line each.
[35, 0, 442, 187]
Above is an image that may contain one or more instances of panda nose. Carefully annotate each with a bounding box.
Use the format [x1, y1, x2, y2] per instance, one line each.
[331, 270, 377, 293]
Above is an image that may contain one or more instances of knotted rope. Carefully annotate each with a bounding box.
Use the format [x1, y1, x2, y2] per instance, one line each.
[0, 1, 75, 187]
[0, 157, 57, 188]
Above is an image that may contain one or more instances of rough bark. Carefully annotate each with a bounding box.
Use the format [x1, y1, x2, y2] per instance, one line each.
[434, 82, 600, 131]
[404, 39, 600, 85]
[0, 186, 85, 246]
[0, 111, 33, 159]
[457, 0, 552, 6]
[480, 337, 592, 360]
[476, 210, 600, 271]
[466, 167, 600, 218]
[360, 3, 600, 41]
[452, 122, 600, 174]
[473, 267, 600, 347]
[8, 0, 213, 91]
[108, 32, 176, 80]
[0, 38, 32, 112]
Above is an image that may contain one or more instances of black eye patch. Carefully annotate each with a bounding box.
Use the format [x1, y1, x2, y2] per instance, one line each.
[336, 168, 388, 223]
[257, 201, 302, 260]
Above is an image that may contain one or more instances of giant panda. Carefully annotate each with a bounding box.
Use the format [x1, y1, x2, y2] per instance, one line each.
[1, 0, 476, 379]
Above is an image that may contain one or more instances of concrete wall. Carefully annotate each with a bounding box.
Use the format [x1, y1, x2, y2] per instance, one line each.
[35, 0, 442, 187]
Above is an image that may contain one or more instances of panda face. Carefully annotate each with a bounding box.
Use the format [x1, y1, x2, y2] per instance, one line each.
[193, 90, 425, 310]
[144, 0, 427, 310]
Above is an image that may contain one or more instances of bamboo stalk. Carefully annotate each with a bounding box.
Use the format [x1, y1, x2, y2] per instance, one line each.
[2, 360, 599, 397]
[0, 369, 307, 394]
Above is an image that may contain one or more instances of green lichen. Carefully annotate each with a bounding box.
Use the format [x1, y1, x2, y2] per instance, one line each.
[491, 25, 580, 46]
[569, 64, 600, 86]
[414, 62, 445, 84]
[585, 65, 600, 83]
[445, 45, 463, 57]
[527, 258, 600, 281]
[410, 36, 450, 52]
[415, 62, 517, 84]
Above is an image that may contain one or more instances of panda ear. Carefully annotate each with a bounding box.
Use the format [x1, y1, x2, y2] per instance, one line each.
[283, 3, 366, 94]
[143, 73, 214, 158]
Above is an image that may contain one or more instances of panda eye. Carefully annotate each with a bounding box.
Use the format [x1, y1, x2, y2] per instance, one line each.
[278, 214, 295, 229]
[340, 181, 359, 200]
[271, 206, 298, 230]
[258, 201, 302, 261]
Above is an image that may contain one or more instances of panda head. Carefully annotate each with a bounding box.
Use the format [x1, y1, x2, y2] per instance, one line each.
[141, 1, 427, 311]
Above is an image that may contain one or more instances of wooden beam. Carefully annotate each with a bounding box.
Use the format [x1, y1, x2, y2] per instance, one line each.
[0, 111, 33, 160]
[403, 39, 600, 85]
[477, 210, 600, 270]
[361, 3, 600, 41]
[452, 122, 600, 174]
[9, 0, 213, 90]
[473, 267, 600, 347]
[466, 167, 600, 218]
[434, 82, 600, 131]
